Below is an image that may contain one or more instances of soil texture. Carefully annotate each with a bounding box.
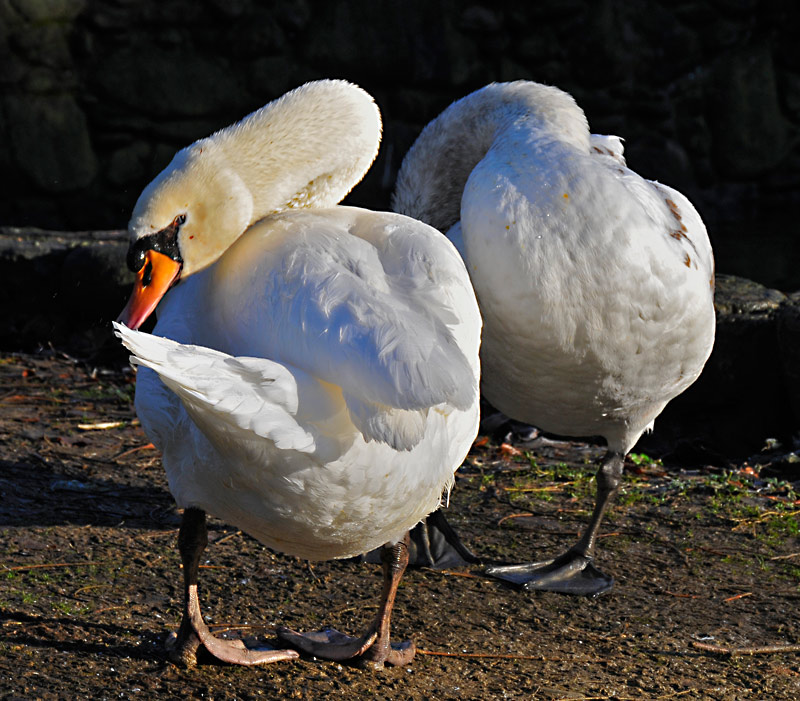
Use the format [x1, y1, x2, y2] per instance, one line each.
[1, 350, 799, 699]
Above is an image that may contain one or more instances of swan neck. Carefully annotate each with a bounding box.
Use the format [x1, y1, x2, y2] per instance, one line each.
[211, 81, 382, 222]
[130, 81, 382, 278]
[392, 100, 499, 233]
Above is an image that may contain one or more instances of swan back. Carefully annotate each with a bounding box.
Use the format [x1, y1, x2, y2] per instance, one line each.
[392, 81, 589, 233]
[118, 206, 482, 558]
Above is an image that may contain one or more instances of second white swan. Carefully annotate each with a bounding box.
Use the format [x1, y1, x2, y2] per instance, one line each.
[393, 80, 715, 595]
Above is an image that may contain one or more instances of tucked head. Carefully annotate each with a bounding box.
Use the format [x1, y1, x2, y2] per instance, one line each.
[117, 80, 381, 330]
[118, 141, 255, 329]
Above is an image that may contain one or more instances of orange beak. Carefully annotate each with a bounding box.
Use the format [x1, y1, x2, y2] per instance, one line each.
[117, 250, 182, 330]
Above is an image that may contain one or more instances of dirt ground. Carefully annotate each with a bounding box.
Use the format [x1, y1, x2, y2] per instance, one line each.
[1, 348, 799, 700]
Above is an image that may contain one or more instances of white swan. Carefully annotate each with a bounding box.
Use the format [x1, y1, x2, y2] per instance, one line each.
[393, 81, 715, 595]
[114, 80, 481, 667]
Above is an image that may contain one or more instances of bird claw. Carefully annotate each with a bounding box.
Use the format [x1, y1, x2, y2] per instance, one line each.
[277, 626, 415, 667]
[165, 583, 299, 667]
[486, 551, 614, 597]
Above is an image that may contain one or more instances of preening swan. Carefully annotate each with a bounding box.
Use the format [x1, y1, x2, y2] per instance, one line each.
[115, 80, 481, 667]
[393, 81, 715, 595]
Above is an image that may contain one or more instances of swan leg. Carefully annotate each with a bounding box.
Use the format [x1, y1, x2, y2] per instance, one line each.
[360, 509, 481, 568]
[486, 451, 623, 596]
[165, 507, 299, 667]
[278, 534, 416, 668]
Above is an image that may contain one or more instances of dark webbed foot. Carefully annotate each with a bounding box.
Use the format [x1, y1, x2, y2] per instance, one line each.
[361, 509, 480, 569]
[276, 626, 415, 667]
[485, 549, 614, 597]
[487, 450, 624, 597]
[280, 536, 415, 668]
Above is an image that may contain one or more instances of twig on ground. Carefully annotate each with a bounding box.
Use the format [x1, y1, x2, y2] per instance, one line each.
[502, 483, 575, 493]
[723, 592, 753, 602]
[553, 697, 637, 701]
[135, 528, 179, 540]
[213, 530, 242, 546]
[1, 394, 67, 404]
[497, 512, 534, 526]
[93, 605, 126, 615]
[770, 552, 800, 561]
[73, 584, 111, 598]
[732, 509, 800, 530]
[306, 561, 318, 581]
[208, 623, 275, 634]
[3, 561, 103, 571]
[553, 691, 694, 701]
[692, 640, 800, 655]
[424, 569, 483, 579]
[77, 420, 125, 430]
[114, 443, 156, 460]
[417, 648, 607, 662]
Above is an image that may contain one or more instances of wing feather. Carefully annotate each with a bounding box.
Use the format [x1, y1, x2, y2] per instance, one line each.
[114, 323, 315, 452]
[212, 209, 478, 416]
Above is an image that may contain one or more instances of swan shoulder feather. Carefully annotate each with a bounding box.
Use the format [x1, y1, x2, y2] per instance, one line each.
[212, 207, 478, 411]
[589, 134, 626, 166]
[176, 207, 480, 451]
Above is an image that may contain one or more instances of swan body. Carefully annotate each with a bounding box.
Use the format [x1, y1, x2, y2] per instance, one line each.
[115, 80, 480, 665]
[117, 206, 479, 560]
[394, 80, 714, 456]
[393, 81, 715, 592]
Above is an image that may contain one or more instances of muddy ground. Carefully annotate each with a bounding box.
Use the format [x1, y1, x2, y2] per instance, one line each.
[1, 348, 799, 700]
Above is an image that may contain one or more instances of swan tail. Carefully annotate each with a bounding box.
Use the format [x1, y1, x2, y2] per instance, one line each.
[590, 134, 626, 165]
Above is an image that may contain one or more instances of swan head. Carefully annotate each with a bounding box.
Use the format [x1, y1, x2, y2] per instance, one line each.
[117, 139, 254, 329]
[117, 79, 381, 330]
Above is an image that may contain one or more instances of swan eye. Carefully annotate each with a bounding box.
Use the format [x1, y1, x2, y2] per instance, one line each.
[174, 214, 187, 227]
[127, 244, 148, 273]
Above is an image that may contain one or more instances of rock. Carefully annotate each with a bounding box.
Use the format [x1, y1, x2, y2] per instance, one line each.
[638, 275, 795, 460]
[91, 44, 248, 119]
[247, 56, 297, 101]
[705, 44, 791, 178]
[3, 94, 98, 192]
[107, 142, 153, 186]
[8, 0, 86, 22]
[303, 1, 447, 84]
[0, 227, 131, 358]
[778, 291, 800, 428]
[0, 0, 798, 292]
[10, 23, 73, 70]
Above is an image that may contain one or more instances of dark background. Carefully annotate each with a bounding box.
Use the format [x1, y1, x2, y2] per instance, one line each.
[1, 0, 799, 291]
[1, 0, 799, 456]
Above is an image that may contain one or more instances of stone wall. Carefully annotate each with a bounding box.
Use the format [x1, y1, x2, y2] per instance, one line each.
[1, 0, 799, 287]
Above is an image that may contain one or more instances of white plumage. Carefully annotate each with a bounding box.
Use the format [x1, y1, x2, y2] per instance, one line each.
[393, 81, 715, 593]
[115, 80, 480, 665]
[115, 208, 479, 561]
